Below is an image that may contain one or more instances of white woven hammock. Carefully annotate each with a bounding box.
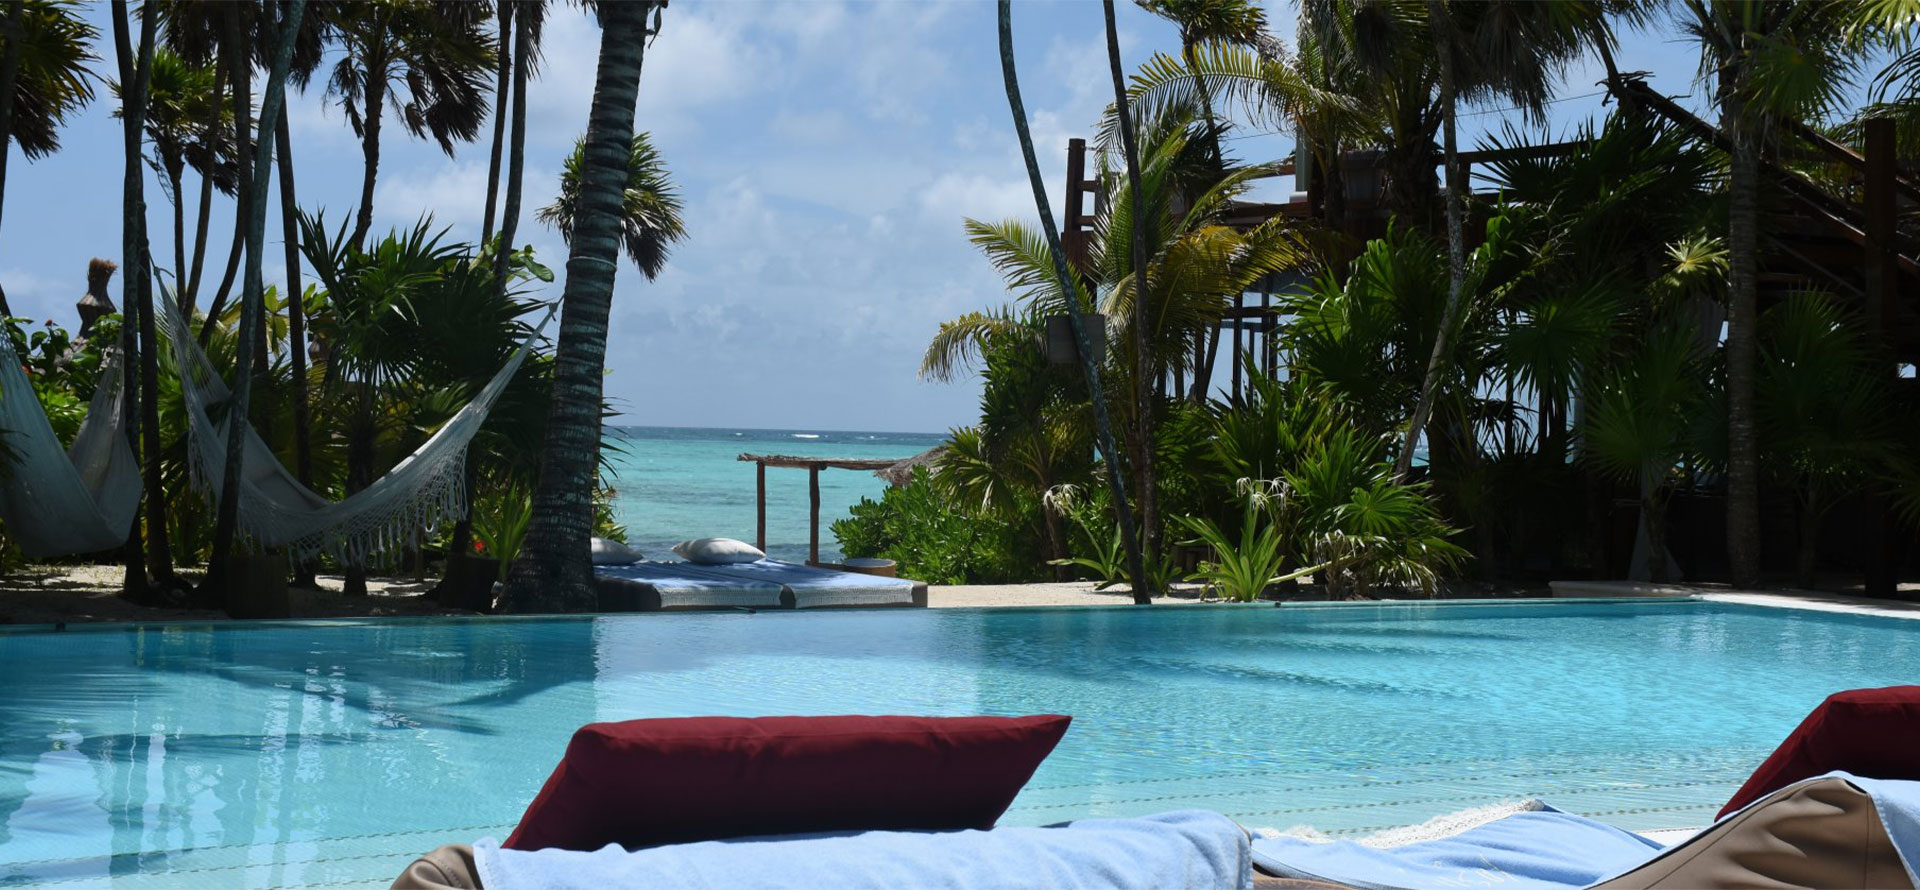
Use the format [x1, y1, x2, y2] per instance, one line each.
[159, 299, 552, 564]
[0, 335, 142, 557]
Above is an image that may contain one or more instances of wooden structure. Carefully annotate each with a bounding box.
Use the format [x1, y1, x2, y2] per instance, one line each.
[738, 453, 901, 566]
[1062, 82, 1917, 399]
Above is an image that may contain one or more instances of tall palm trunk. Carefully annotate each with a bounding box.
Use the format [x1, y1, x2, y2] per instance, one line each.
[1396, 0, 1465, 482]
[996, 0, 1147, 602]
[205, 0, 305, 608]
[112, 0, 155, 597]
[499, 0, 655, 614]
[183, 63, 223, 310]
[277, 102, 314, 594]
[342, 392, 375, 595]
[166, 158, 186, 296]
[1723, 74, 1761, 589]
[276, 109, 312, 490]
[480, 1, 513, 243]
[199, 17, 255, 345]
[454, 3, 535, 565]
[350, 43, 388, 249]
[1104, 0, 1158, 598]
[0, 0, 21, 318]
[494, 9, 531, 292]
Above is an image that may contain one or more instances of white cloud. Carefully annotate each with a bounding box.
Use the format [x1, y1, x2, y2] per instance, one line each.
[918, 173, 1033, 225]
[768, 108, 849, 145]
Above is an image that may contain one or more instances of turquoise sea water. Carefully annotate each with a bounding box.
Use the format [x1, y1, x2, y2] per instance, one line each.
[601, 426, 944, 563]
[1, 599, 1916, 888]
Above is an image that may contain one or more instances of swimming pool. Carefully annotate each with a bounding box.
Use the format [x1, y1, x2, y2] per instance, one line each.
[1, 599, 1913, 888]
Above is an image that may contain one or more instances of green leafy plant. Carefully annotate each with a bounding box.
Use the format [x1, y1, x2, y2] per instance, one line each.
[834, 469, 1037, 585]
[1177, 479, 1319, 602]
[472, 482, 534, 583]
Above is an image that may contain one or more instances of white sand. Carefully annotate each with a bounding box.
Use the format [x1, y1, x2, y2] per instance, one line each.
[928, 581, 1206, 608]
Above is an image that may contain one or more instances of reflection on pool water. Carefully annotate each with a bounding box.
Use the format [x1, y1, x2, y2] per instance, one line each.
[1, 599, 1914, 888]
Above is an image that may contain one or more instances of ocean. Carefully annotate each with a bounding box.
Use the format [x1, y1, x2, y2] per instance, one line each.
[601, 426, 947, 563]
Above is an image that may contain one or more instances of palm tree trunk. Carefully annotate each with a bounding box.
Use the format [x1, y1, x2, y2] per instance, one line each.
[168, 161, 186, 296]
[205, 0, 306, 608]
[277, 99, 314, 595]
[481, 1, 513, 244]
[343, 397, 374, 596]
[499, 0, 654, 614]
[1396, 0, 1465, 482]
[1724, 90, 1762, 589]
[457, 5, 536, 566]
[493, 8, 531, 292]
[1104, 0, 1158, 599]
[0, 0, 21, 318]
[995, 0, 1147, 602]
[350, 57, 387, 249]
[184, 63, 223, 310]
[1795, 493, 1819, 589]
[112, 0, 155, 597]
[200, 15, 254, 345]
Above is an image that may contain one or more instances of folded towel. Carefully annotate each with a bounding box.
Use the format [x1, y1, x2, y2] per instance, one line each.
[472, 809, 1251, 890]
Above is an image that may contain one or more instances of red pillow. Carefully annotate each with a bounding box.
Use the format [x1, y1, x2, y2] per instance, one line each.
[1719, 686, 1920, 818]
[504, 714, 1072, 852]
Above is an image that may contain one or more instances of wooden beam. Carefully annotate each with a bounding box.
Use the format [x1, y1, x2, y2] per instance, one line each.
[808, 466, 821, 566]
[738, 453, 899, 471]
[756, 461, 767, 553]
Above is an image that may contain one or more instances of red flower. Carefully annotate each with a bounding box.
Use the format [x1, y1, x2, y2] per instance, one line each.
[472, 539, 486, 553]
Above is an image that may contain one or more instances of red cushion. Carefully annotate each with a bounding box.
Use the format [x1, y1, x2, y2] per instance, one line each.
[504, 714, 1072, 852]
[1719, 686, 1920, 818]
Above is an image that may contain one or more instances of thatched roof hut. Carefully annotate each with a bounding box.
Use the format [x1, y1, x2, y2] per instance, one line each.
[875, 446, 947, 488]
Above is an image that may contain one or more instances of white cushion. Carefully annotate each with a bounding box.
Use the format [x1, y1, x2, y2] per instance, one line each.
[671, 537, 766, 565]
[590, 537, 643, 565]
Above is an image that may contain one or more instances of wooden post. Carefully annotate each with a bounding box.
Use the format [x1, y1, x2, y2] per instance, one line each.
[1259, 275, 1274, 378]
[1231, 302, 1244, 404]
[808, 464, 821, 567]
[1863, 117, 1898, 598]
[756, 460, 767, 553]
[1064, 138, 1087, 276]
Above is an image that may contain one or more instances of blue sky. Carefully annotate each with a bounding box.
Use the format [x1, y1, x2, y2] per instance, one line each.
[0, 2, 1794, 435]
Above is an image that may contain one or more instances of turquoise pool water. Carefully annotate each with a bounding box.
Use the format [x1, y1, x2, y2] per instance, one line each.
[1, 599, 1915, 888]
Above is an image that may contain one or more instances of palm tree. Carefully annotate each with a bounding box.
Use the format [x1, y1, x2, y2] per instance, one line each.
[1394, 0, 1625, 480]
[499, 0, 661, 614]
[0, 0, 96, 317]
[1582, 322, 1711, 583]
[1753, 293, 1892, 588]
[1105, 0, 1167, 590]
[481, 1, 544, 245]
[537, 132, 687, 280]
[486, 0, 539, 290]
[202, 0, 305, 608]
[324, 0, 494, 248]
[1133, 0, 1277, 403]
[110, 0, 154, 596]
[114, 48, 223, 294]
[988, 0, 1149, 601]
[1676, 0, 1863, 589]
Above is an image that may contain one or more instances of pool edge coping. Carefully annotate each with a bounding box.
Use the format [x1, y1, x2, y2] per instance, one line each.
[0, 593, 1709, 636]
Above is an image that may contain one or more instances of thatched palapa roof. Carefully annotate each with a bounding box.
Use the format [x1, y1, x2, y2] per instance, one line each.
[875, 446, 946, 488]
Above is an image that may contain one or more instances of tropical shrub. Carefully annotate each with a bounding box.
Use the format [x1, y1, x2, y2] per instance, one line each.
[1177, 479, 1315, 602]
[834, 469, 1039, 585]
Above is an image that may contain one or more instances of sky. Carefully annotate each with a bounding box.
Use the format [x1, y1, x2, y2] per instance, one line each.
[0, 1, 1784, 435]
